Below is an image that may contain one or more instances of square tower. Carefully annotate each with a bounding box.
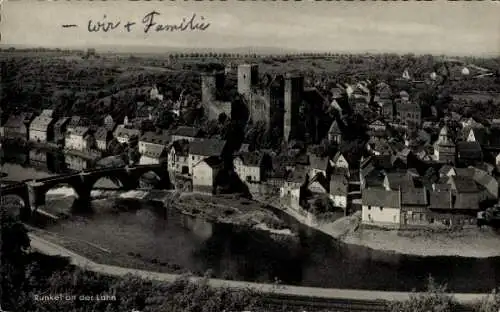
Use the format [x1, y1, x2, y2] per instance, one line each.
[201, 72, 225, 104]
[237, 64, 259, 99]
[284, 74, 304, 143]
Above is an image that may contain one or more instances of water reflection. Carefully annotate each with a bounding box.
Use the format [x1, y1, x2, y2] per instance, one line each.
[2, 148, 500, 293]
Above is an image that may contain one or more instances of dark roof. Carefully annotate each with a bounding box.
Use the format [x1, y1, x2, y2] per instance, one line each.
[114, 125, 140, 138]
[309, 154, 329, 171]
[429, 191, 452, 210]
[54, 117, 70, 128]
[202, 156, 223, 169]
[70, 126, 90, 137]
[455, 167, 475, 178]
[457, 142, 482, 159]
[401, 188, 427, 206]
[286, 165, 308, 184]
[236, 152, 262, 167]
[170, 140, 190, 156]
[4, 115, 24, 128]
[330, 174, 348, 195]
[94, 127, 110, 141]
[453, 192, 480, 210]
[451, 176, 479, 193]
[67, 116, 81, 128]
[189, 138, 226, 156]
[172, 126, 200, 138]
[385, 171, 415, 190]
[140, 131, 170, 145]
[362, 188, 400, 208]
[142, 144, 166, 158]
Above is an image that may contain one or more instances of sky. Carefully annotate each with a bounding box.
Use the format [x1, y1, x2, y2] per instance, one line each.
[1, 0, 500, 56]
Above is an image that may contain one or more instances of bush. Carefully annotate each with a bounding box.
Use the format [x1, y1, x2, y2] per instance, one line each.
[388, 276, 459, 312]
[477, 288, 500, 312]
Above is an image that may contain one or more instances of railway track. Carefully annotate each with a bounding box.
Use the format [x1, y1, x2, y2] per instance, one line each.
[258, 293, 476, 312]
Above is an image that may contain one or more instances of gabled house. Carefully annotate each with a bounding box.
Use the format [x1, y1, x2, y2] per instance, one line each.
[234, 151, 268, 183]
[138, 131, 170, 155]
[457, 141, 483, 166]
[192, 156, 223, 194]
[308, 153, 329, 178]
[400, 188, 428, 226]
[188, 138, 227, 175]
[168, 140, 190, 175]
[65, 126, 95, 151]
[434, 125, 456, 165]
[361, 188, 401, 227]
[327, 119, 342, 144]
[29, 114, 55, 143]
[3, 114, 29, 141]
[171, 126, 201, 142]
[139, 143, 167, 165]
[113, 125, 141, 145]
[395, 100, 421, 127]
[465, 127, 488, 146]
[330, 152, 350, 176]
[329, 174, 349, 209]
[94, 127, 113, 152]
[53, 117, 70, 145]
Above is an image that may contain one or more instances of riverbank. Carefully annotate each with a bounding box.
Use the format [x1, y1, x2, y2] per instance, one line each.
[297, 209, 500, 258]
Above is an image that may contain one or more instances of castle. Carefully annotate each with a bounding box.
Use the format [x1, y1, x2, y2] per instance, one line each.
[201, 63, 316, 143]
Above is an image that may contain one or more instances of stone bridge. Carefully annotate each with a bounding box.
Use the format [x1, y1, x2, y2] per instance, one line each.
[0, 164, 173, 218]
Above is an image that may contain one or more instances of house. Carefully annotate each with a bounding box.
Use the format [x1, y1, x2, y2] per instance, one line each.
[113, 125, 141, 145]
[383, 171, 415, 191]
[307, 173, 329, 194]
[434, 125, 456, 164]
[29, 150, 47, 168]
[65, 154, 90, 171]
[395, 100, 421, 127]
[327, 119, 342, 144]
[65, 126, 95, 151]
[29, 114, 54, 143]
[66, 116, 83, 133]
[308, 153, 329, 178]
[104, 114, 114, 130]
[329, 174, 348, 209]
[171, 126, 201, 142]
[457, 141, 482, 166]
[428, 190, 478, 227]
[465, 127, 488, 146]
[188, 138, 227, 175]
[361, 188, 401, 227]
[167, 140, 190, 175]
[439, 164, 455, 178]
[3, 114, 29, 141]
[139, 131, 170, 155]
[234, 151, 266, 183]
[94, 127, 113, 152]
[192, 156, 223, 194]
[400, 188, 428, 227]
[53, 117, 70, 145]
[368, 120, 386, 132]
[330, 152, 350, 176]
[139, 144, 167, 165]
[280, 165, 308, 198]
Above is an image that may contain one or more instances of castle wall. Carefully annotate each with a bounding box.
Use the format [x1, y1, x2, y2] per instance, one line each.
[284, 75, 304, 143]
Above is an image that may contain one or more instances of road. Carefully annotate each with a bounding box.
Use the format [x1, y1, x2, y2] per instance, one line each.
[27, 233, 488, 305]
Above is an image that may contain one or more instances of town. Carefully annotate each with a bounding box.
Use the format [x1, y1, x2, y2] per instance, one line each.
[2, 53, 500, 233]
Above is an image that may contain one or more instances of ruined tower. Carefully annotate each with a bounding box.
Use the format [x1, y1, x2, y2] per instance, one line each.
[237, 64, 259, 99]
[201, 71, 225, 104]
[283, 74, 304, 143]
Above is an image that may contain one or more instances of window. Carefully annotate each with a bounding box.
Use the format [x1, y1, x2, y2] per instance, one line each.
[367, 206, 371, 210]
[379, 207, 383, 211]
[192, 156, 195, 160]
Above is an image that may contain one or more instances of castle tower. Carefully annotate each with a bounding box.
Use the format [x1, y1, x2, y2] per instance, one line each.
[237, 64, 259, 100]
[283, 74, 304, 143]
[201, 71, 225, 104]
[434, 125, 456, 164]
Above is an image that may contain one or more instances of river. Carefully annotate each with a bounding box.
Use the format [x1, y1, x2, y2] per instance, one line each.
[1, 148, 500, 293]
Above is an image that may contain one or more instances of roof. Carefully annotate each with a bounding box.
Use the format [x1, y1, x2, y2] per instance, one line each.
[114, 125, 140, 139]
[453, 192, 480, 210]
[328, 120, 341, 135]
[67, 116, 81, 128]
[94, 127, 110, 141]
[142, 144, 166, 158]
[385, 171, 415, 190]
[172, 126, 200, 138]
[457, 142, 482, 159]
[309, 154, 329, 171]
[454, 167, 475, 178]
[362, 188, 400, 208]
[236, 152, 262, 167]
[472, 168, 498, 197]
[189, 138, 226, 156]
[465, 127, 488, 145]
[396, 100, 420, 112]
[451, 176, 479, 193]
[429, 191, 452, 210]
[330, 174, 348, 195]
[197, 156, 222, 169]
[29, 115, 53, 131]
[54, 117, 70, 128]
[140, 131, 170, 145]
[4, 115, 24, 128]
[170, 140, 190, 156]
[401, 188, 427, 206]
[286, 165, 308, 184]
[70, 126, 90, 137]
[439, 165, 454, 176]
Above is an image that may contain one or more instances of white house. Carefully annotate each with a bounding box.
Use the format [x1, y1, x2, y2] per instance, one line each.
[139, 144, 167, 165]
[234, 152, 263, 183]
[188, 138, 226, 175]
[192, 156, 223, 194]
[361, 188, 401, 227]
[114, 125, 140, 145]
[138, 131, 170, 155]
[168, 141, 190, 175]
[65, 126, 94, 151]
[329, 174, 348, 209]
